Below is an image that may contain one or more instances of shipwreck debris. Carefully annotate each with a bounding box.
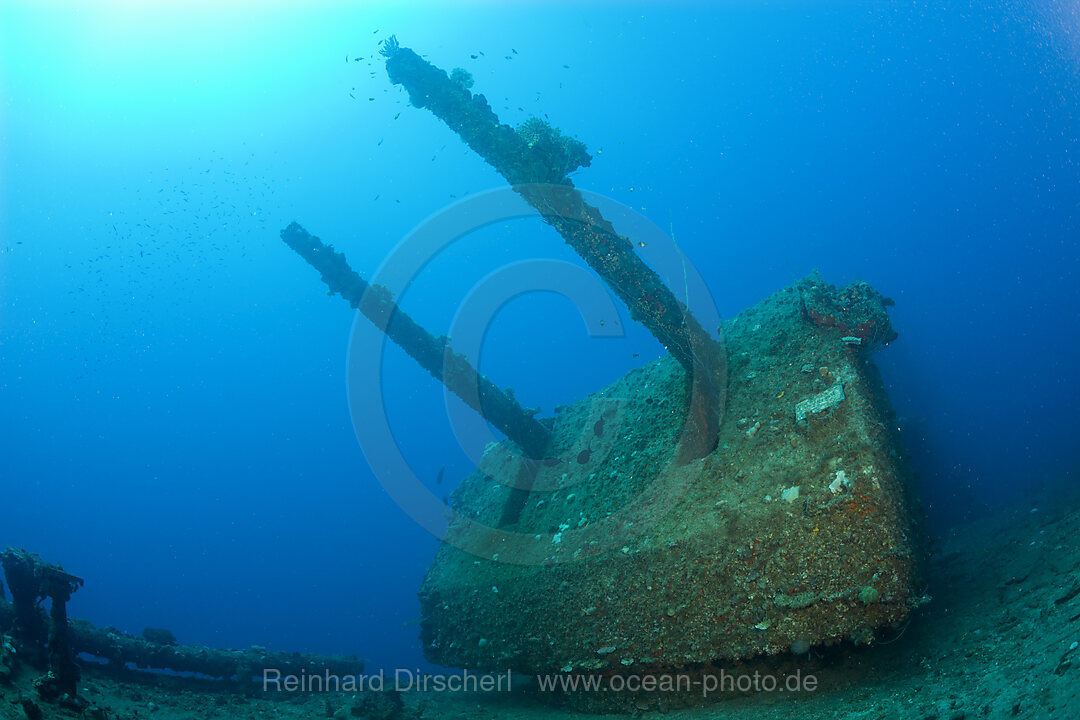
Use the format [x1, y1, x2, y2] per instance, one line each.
[0, 547, 83, 699]
[67, 619, 365, 684]
[0, 548, 365, 691]
[800, 270, 898, 347]
[795, 381, 846, 421]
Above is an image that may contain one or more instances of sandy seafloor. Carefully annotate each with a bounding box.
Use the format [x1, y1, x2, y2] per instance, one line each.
[2, 488, 1078, 720]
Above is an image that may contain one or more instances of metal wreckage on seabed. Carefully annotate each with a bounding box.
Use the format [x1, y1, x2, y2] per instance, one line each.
[279, 36, 926, 708]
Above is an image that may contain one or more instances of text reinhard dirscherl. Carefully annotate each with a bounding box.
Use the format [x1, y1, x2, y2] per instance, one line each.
[262, 668, 512, 694]
[261, 668, 819, 697]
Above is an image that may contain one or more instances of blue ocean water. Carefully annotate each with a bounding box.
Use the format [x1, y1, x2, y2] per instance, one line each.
[0, 1, 1076, 675]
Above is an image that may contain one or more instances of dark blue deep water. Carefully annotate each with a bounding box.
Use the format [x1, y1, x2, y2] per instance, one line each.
[1, 2, 1077, 674]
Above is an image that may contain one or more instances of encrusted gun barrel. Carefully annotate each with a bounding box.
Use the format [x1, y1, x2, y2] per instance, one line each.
[381, 37, 724, 462]
[280, 221, 552, 459]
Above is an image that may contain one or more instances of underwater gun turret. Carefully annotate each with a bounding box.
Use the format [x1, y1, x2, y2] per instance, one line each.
[275, 39, 920, 711]
[380, 36, 724, 462]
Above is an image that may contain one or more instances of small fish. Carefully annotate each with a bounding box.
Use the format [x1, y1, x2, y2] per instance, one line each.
[593, 416, 605, 437]
[436, 466, 445, 485]
[577, 448, 592, 464]
[511, 48, 518, 54]
[470, 54, 479, 59]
